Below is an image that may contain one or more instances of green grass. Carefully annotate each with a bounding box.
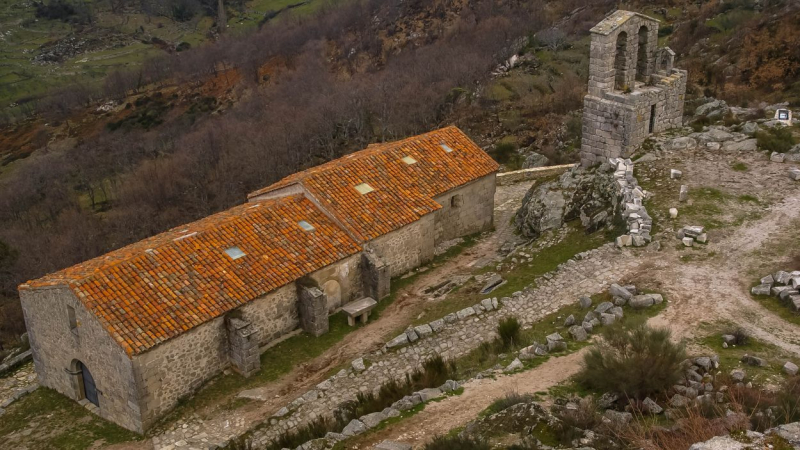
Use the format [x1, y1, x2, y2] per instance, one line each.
[697, 324, 789, 378]
[750, 291, 800, 328]
[0, 388, 142, 449]
[732, 161, 748, 171]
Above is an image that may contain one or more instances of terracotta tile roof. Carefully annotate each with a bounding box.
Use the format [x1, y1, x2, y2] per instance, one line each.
[248, 126, 499, 241]
[23, 195, 361, 356]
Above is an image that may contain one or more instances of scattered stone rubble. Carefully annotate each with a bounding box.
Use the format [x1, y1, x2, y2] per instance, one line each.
[751, 270, 800, 311]
[609, 158, 653, 248]
[676, 225, 708, 247]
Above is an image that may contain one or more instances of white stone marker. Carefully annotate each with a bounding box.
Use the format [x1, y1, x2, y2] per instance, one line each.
[669, 208, 678, 219]
[679, 185, 689, 202]
[670, 169, 682, 179]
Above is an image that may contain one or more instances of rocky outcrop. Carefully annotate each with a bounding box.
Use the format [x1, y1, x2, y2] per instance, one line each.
[514, 166, 620, 239]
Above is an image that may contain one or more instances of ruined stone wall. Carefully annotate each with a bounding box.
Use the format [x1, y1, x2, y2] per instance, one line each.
[367, 214, 435, 278]
[433, 174, 496, 244]
[19, 287, 142, 432]
[580, 11, 687, 166]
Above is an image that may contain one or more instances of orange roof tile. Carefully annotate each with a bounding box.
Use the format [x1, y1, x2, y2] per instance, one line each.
[248, 126, 499, 241]
[24, 195, 361, 355]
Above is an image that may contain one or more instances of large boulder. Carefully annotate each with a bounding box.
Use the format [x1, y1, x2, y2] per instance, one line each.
[515, 166, 620, 239]
[695, 99, 730, 119]
[522, 152, 550, 168]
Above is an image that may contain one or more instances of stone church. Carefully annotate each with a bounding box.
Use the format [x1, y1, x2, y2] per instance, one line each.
[19, 126, 498, 432]
[580, 10, 688, 166]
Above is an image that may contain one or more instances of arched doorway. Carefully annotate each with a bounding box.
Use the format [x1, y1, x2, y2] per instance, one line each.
[323, 280, 342, 312]
[614, 32, 628, 90]
[636, 26, 649, 82]
[72, 360, 99, 406]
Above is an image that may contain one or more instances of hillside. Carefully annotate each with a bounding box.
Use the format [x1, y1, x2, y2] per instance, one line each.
[0, 0, 799, 368]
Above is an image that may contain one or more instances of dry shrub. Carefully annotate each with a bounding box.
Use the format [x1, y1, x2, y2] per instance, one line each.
[620, 404, 748, 450]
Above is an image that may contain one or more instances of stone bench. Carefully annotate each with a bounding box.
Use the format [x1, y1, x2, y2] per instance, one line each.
[342, 297, 378, 326]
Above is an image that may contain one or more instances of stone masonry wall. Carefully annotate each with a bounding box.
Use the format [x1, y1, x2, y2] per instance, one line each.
[238, 283, 300, 347]
[367, 214, 435, 278]
[308, 254, 362, 312]
[433, 174, 497, 244]
[133, 316, 229, 430]
[19, 287, 142, 432]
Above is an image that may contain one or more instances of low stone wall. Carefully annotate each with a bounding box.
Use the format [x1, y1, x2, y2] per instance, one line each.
[609, 158, 654, 248]
[496, 164, 577, 186]
[0, 350, 32, 377]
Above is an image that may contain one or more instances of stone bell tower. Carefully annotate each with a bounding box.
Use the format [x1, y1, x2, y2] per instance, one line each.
[580, 10, 687, 166]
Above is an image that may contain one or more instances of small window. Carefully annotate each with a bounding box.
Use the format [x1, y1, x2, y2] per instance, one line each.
[224, 246, 246, 260]
[354, 183, 375, 195]
[451, 194, 463, 208]
[401, 155, 417, 165]
[298, 220, 315, 231]
[67, 305, 78, 333]
[440, 144, 454, 153]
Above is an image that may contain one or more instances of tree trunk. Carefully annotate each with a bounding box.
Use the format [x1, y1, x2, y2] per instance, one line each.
[217, 0, 227, 34]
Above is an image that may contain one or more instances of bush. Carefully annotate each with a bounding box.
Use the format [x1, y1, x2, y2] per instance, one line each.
[756, 127, 796, 153]
[497, 317, 522, 350]
[576, 325, 686, 400]
[725, 327, 750, 346]
[690, 116, 713, 132]
[489, 142, 518, 165]
[485, 391, 533, 415]
[424, 435, 490, 450]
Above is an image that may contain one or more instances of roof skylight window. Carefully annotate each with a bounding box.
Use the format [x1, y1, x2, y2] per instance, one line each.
[224, 246, 246, 260]
[354, 183, 375, 194]
[440, 143, 454, 153]
[298, 220, 315, 231]
[401, 156, 417, 165]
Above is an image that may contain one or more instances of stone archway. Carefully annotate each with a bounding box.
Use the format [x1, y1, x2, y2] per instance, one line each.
[323, 280, 342, 312]
[636, 26, 649, 82]
[614, 31, 628, 90]
[70, 359, 99, 406]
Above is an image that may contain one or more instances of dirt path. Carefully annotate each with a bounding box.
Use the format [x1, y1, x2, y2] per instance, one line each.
[650, 188, 800, 354]
[354, 350, 588, 449]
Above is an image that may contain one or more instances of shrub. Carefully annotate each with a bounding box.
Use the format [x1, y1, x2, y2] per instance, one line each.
[691, 116, 713, 132]
[485, 391, 533, 415]
[489, 142, 518, 165]
[423, 435, 490, 450]
[726, 327, 750, 346]
[756, 127, 797, 153]
[731, 161, 748, 171]
[576, 325, 686, 400]
[497, 317, 522, 350]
